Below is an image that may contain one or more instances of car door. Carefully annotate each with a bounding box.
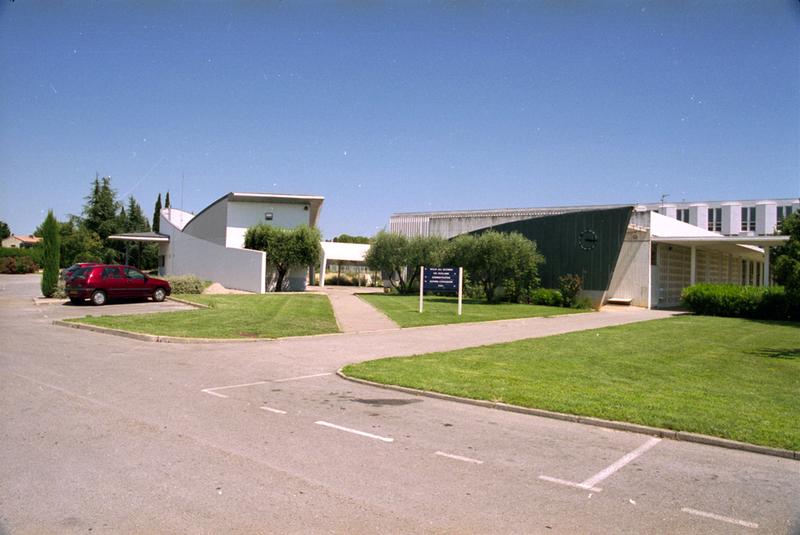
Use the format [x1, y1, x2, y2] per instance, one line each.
[124, 267, 149, 298]
[101, 266, 127, 299]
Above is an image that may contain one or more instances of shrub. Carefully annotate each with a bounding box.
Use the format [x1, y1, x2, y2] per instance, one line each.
[558, 274, 583, 307]
[0, 256, 38, 274]
[0, 246, 43, 266]
[530, 288, 563, 307]
[40, 210, 60, 298]
[163, 274, 210, 294]
[681, 284, 799, 321]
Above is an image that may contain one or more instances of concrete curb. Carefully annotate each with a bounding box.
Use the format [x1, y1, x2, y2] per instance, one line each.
[52, 320, 266, 344]
[166, 296, 210, 309]
[336, 370, 800, 461]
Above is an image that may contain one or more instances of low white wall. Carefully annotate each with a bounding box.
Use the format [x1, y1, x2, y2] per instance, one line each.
[163, 219, 265, 293]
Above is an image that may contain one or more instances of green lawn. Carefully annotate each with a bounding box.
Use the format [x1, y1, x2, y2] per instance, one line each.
[344, 316, 800, 450]
[71, 294, 339, 339]
[359, 293, 585, 327]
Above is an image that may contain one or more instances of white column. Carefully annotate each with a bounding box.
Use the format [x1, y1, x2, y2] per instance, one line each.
[690, 246, 697, 286]
[319, 251, 327, 287]
[764, 246, 770, 287]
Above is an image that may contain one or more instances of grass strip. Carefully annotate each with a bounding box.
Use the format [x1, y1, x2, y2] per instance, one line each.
[359, 293, 585, 327]
[344, 316, 800, 450]
[70, 293, 338, 339]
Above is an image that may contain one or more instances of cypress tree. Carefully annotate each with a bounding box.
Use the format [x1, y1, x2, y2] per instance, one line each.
[152, 193, 162, 233]
[40, 210, 60, 298]
[165, 190, 171, 209]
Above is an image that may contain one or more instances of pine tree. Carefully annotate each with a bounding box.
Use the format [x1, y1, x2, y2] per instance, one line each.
[152, 193, 162, 233]
[40, 210, 60, 298]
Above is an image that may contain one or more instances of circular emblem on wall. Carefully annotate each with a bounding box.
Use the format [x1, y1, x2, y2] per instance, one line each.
[577, 229, 598, 251]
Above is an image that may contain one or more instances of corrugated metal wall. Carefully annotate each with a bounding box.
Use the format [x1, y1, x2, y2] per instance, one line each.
[472, 206, 633, 291]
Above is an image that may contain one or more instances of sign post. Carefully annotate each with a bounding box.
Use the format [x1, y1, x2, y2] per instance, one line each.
[419, 266, 425, 313]
[419, 266, 463, 316]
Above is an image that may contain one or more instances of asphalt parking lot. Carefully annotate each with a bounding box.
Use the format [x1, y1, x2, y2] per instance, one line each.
[1, 274, 798, 534]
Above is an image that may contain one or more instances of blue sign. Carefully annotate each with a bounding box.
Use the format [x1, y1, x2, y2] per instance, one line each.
[423, 267, 459, 292]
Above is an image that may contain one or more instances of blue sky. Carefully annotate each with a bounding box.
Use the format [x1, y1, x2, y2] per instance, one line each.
[1, 1, 798, 238]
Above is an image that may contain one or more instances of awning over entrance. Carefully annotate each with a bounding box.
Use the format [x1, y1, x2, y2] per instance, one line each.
[318, 241, 371, 287]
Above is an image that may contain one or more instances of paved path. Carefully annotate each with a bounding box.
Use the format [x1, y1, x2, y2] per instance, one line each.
[315, 285, 398, 333]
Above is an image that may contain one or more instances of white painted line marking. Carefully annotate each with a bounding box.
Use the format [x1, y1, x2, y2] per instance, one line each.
[580, 437, 661, 489]
[681, 508, 759, 529]
[201, 380, 269, 398]
[538, 475, 602, 492]
[260, 406, 287, 415]
[435, 451, 484, 464]
[274, 372, 332, 383]
[201, 389, 229, 398]
[314, 421, 394, 443]
[539, 437, 661, 493]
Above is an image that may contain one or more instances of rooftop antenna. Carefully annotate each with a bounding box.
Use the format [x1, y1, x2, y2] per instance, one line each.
[660, 193, 670, 211]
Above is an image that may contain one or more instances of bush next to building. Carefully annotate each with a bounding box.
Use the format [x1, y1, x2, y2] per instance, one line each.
[163, 274, 210, 294]
[40, 210, 60, 298]
[558, 274, 583, 308]
[529, 288, 564, 307]
[681, 283, 798, 321]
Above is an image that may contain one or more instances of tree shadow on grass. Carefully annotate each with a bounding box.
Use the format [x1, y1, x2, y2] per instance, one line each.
[747, 348, 800, 360]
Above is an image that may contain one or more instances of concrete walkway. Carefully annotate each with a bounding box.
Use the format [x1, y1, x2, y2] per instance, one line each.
[316, 285, 399, 333]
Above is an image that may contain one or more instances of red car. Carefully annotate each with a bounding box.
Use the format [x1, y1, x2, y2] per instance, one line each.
[66, 264, 172, 306]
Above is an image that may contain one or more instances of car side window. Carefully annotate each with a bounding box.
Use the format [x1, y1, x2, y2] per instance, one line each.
[125, 267, 146, 280]
[102, 267, 122, 279]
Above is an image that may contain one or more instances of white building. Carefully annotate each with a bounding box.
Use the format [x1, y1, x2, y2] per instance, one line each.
[389, 197, 793, 309]
[638, 198, 798, 236]
[112, 192, 325, 293]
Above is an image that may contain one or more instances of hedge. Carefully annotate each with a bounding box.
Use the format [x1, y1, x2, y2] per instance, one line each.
[162, 274, 211, 294]
[0, 256, 38, 274]
[681, 283, 799, 321]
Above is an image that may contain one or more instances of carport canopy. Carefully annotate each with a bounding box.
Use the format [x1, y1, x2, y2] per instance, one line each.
[108, 232, 170, 243]
[319, 241, 371, 287]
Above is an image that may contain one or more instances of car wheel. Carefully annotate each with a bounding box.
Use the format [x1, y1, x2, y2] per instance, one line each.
[153, 287, 166, 302]
[69, 297, 83, 305]
[91, 290, 107, 306]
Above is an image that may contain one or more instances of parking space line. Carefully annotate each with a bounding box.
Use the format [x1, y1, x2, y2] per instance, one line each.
[273, 372, 332, 383]
[681, 508, 759, 529]
[539, 437, 661, 492]
[260, 406, 287, 415]
[580, 437, 661, 488]
[314, 421, 394, 442]
[435, 451, 484, 464]
[201, 380, 269, 398]
[538, 476, 601, 492]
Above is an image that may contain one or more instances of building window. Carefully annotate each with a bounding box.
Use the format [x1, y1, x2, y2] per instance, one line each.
[741, 207, 756, 232]
[676, 209, 690, 223]
[777, 205, 793, 224]
[650, 244, 658, 266]
[707, 208, 722, 232]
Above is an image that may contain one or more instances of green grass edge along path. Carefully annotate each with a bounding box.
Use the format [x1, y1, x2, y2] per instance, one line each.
[358, 293, 584, 328]
[70, 294, 339, 339]
[344, 316, 800, 451]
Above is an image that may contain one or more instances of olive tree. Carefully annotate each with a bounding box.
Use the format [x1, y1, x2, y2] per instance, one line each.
[364, 231, 446, 294]
[245, 224, 322, 292]
[445, 230, 543, 302]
